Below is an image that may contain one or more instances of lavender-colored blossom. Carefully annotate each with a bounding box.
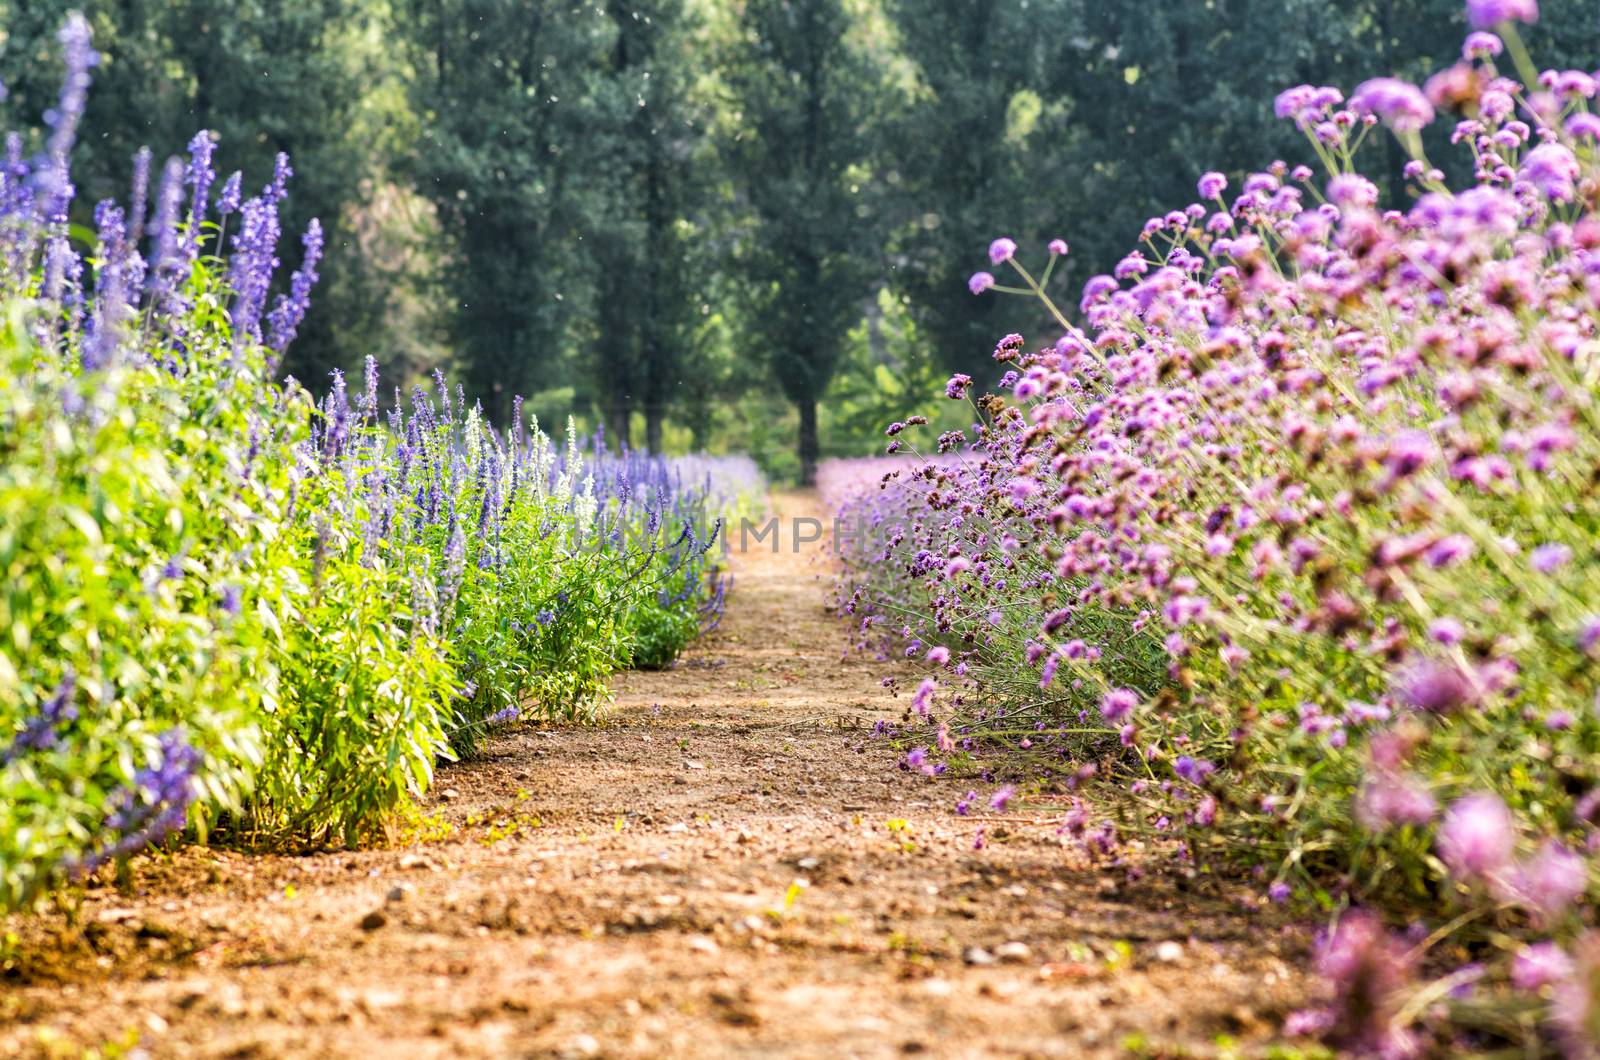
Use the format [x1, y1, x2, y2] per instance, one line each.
[1047, 238, 1069, 256]
[1530, 542, 1573, 573]
[77, 730, 202, 873]
[1349, 77, 1435, 132]
[1567, 113, 1600, 140]
[1356, 771, 1437, 829]
[1425, 533, 1474, 568]
[146, 157, 185, 294]
[1552, 933, 1600, 1056]
[1513, 942, 1573, 991]
[218, 171, 243, 216]
[1328, 174, 1380, 208]
[185, 130, 217, 229]
[1521, 143, 1580, 202]
[128, 146, 152, 243]
[3, 672, 77, 763]
[264, 151, 293, 204]
[1437, 791, 1516, 881]
[1465, 0, 1537, 29]
[968, 271, 995, 295]
[1197, 172, 1227, 199]
[1173, 755, 1216, 785]
[266, 218, 324, 352]
[1427, 617, 1466, 645]
[1502, 841, 1588, 921]
[988, 237, 1017, 265]
[36, 14, 98, 222]
[1462, 31, 1505, 58]
[1309, 909, 1417, 1057]
[1395, 658, 1478, 714]
[229, 194, 283, 342]
[1101, 687, 1140, 724]
[1579, 617, 1600, 656]
[83, 202, 134, 370]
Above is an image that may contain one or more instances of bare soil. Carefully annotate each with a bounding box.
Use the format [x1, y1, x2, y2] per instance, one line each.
[1, 491, 1311, 1059]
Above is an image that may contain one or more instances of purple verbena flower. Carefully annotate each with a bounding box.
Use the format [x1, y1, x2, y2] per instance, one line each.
[1349, 77, 1435, 132]
[1465, 0, 1538, 30]
[1438, 791, 1516, 881]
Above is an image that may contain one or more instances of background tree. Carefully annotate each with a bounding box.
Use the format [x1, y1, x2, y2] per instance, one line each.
[9, 0, 1600, 470]
[583, 0, 709, 452]
[721, 0, 886, 483]
[400, 0, 616, 424]
[1038, 0, 1600, 281]
[879, 0, 1076, 377]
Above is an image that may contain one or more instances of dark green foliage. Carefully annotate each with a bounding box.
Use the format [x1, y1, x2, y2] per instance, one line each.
[397, 0, 616, 424]
[879, 0, 1075, 376]
[8, 0, 1600, 470]
[720, 0, 886, 483]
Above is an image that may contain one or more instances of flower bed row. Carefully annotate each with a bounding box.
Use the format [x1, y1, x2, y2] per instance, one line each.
[0, 18, 758, 910]
[828, 2, 1600, 1053]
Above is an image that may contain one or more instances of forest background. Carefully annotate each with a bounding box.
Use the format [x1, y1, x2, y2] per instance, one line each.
[5, 0, 1597, 481]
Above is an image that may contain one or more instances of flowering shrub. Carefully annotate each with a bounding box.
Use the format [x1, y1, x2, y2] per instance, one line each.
[0, 18, 748, 907]
[832, 1, 1600, 1051]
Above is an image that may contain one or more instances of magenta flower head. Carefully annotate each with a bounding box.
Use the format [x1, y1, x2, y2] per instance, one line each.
[1514, 942, 1574, 991]
[968, 271, 995, 296]
[1426, 533, 1475, 568]
[1568, 113, 1600, 140]
[1327, 174, 1380, 208]
[1350, 77, 1436, 132]
[1463, 30, 1505, 58]
[1552, 933, 1600, 1054]
[1396, 658, 1478, 714]
[1522, 142, 1580, 202]
[1311, 909, 1417, 1056]
[1531, 542, 1573, 573]
[1578, 617, 1600, 656]
[1438, 792, 1516, 881]
[1466, 0, 1537, 30]
[1173, 755, 1216, 785]
[1356, 771, 1438, 830]
[945, 373, 973, 400]
[926, 645, 950, 666]
[988, 237, 1017, 265]
[1197, 172, 1228, 199]
[1101, 687, 1140, 724]
[911, 677, 937, 717]
[1504, 841, 1588, 921]
[1047, 238, 1069, 256]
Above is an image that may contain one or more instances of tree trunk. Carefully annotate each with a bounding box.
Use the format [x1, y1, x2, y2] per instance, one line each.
[797, 396, 819, 486]
[605, 400, 632, 452]
[645, 404, 664, 455]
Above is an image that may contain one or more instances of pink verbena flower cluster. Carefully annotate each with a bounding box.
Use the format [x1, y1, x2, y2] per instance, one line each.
[828, 2, 1600, 1051]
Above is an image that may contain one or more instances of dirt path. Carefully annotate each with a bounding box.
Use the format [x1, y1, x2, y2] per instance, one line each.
[2, 491, 1309, 1059]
